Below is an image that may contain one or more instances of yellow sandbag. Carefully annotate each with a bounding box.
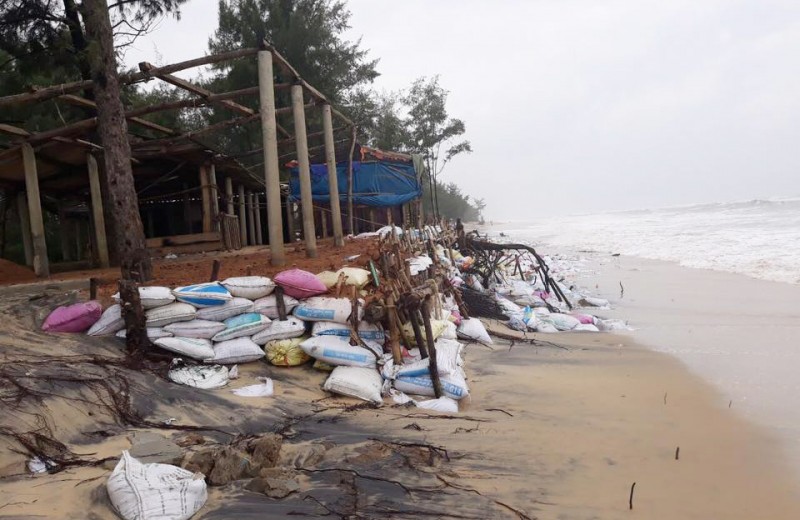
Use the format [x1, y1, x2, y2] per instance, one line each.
[312, 359, 335, 372]
[265, 337, 310, 367]
[316, 271, 339, 289]
[401, 319, 448, 346]
[336, 267, 371, 288]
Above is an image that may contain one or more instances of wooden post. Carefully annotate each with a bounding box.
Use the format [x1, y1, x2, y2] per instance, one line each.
[320, 207, 328, 238]
[225, 177, 234, 215]
[420, 299, 443, 398]
[291, 84, 317, 258]
[258, 49, 285, 266]
[16, 192, 33, 266]
[322, 104, 344, 246]
[369, 207, 376, 231]
[347, 125, 356, 235]
[208, 163, 220, 231]
[181, 182, 191, 232]
[254, 193, 263, 245]
[58, 204, 71, 262]
[285, 198, 295, 242]
[199, 164, 211, 233]
[86, 154, 110, 268]
[21, 144, 49, 276]
[246, 191, 256, 246]
[237, 185, 248, 245]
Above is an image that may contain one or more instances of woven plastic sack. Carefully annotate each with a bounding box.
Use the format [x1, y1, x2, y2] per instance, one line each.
[87, 304, 124, 336]
[250, 316, 306, 344]
[221, 276, 275, 300]
[206, 337, 264, 364]
[401, 319, 448, 346]
[335, 267, 371, 288]
[42, 301, 102, 333]
[172, 282, 232, 308]
[456, 318, 493, 345]
[264, 337, 310, 367]
[253, 294, 299, 319]
[168, 361, 229, 389]
[153, 337, 214, 361]
[323, 366, 383, 403]
[106, 450, 207, 520]
[164, 319, 226, 339]
[116, 327, 173, 340]
[311, 321, 385, 344]
[212, 313, 270, 342]
[196, 297, 254, 321]
[299, 336, 377, 367]
[145, 303, 196, 327]
[315, 271, 340, 289]
[112, 286, 175, 309]
[274, 268, 328, 299]
[293, 297, 360, 324]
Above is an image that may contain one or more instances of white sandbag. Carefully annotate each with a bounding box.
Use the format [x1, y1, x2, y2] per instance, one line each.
[293, 297, 360, 324]
[456, 318, 493, 345]
[311, 321, 385, 344]
[172, 282, 232, 308]
[299, 336, 377, 367]
[536, 322, 559, 333]
[168, 361, 229, 389]
[382, 339, 463, 380]
[393, 370, 470, 400]
[87, 304, 124, 336]
[323, 366, 383, 403]
[106, 450, 207, 520]
[196, 297, 254, 321]
[251, 317, 306, 344]
[252, 294, 299, 319]
[581, 296, 610, 308]
[112, 286, 175, 309]
[221, 276, 275, 300]
[316, 270, 340, 289]
[336, 267, 371, 288]
[548, 313, 580, 331]
[574, 324, 600, 332]
[163, 319, 226, 339]
[415, 396, 459, 413]
[145, 303, 196, 327]
[596, 319, 632, 331]
[212, 313, 270, 342]
[116, 327, 172, 340]
[206, 337, 264, 364]
[440, 320, 457, 340]
[231, 377, 274, 397]
[154, 337, 214, 361]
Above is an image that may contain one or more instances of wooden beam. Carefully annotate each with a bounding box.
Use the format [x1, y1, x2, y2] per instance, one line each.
[58, 94, 177, 136]
[22, 144, 49, 276]
[0, 48, 261, 108]
[0, 124, 30, 137]
[291, 84, 317, 258]
[87, 153, 110, 267]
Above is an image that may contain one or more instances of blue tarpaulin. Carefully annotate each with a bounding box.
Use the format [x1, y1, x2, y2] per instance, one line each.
[289, 160, 421, 207]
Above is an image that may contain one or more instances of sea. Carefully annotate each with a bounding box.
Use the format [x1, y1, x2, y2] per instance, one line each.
[498, 197, 800, 472]
[501, 197, 800, 285]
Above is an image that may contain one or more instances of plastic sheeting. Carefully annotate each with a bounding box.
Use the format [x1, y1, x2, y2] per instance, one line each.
[289, 160, 421, 207]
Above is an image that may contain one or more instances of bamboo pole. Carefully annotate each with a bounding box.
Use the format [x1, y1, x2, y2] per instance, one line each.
[254, 193, 263, 245]
[87, 153, 110, 267]
[291, 84, 317, 258]
[258, 49, 285, 265]
[21, 144, 49, 276]
[347, 126, 356, 235]
[322, 104, 344, 246]
[237, 184, 247, 246]
[16, 192, 33, 266]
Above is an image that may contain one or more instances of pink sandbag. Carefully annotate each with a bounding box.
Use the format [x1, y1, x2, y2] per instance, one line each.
[570, 313, 595, 325]
[535, 291, 551, 300]
[274, 269, 328, 299]
[42, 301, 103, 333]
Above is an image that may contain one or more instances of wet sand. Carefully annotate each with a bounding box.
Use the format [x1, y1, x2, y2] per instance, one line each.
[1, 241, 799, 518]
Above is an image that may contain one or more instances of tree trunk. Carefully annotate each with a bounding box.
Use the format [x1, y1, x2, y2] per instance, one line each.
[81, 0, 152, 282]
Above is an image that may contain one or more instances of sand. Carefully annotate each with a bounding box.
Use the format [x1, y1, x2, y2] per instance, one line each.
[1, 239, 799, 518]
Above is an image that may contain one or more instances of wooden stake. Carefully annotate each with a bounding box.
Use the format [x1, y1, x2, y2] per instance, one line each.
[225, 177, 234, 215]
[274, 285, 287, 321]
[254, 193, 263, 245]
[119, 278, 149, 360]
[199, 164, 212, 233]
[89, 277, 100, 300]
[237, 184, 247, 246]
[386, 295, 402, 364]
[420, 299, 443, 398]
[209, 259, 221, 282]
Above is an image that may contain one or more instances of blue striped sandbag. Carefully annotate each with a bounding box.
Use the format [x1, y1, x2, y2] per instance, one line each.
[173, 282, 232, 308]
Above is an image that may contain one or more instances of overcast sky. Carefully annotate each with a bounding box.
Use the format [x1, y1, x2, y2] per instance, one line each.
[122, 0, 800, 220]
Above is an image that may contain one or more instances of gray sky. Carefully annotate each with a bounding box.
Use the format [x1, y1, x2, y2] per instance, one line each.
[123, 0, 800, 220]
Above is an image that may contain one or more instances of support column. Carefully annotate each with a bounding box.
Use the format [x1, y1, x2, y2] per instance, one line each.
[322, 104, 344, 246]
[21, 144, 49, 276]
[208, 163, 220, 231]
[254, 193, 263, 245]
[16, 192, 33, 266]
[369, 207, 377, 231]
[246, 191, 256, 246]
[225, 177, 234, 215]
[320, 207, 328, 238]
[199, 165, 212, 233]
[237, 185, 247, 245]
[291, 84, 317, 258]
[258, 49, 285, 265]
[87, 154, 110, 268]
